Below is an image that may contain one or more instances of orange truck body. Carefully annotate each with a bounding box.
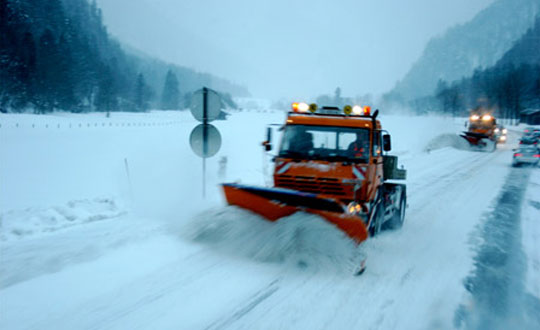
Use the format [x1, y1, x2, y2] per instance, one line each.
[222, 107, 406, 244]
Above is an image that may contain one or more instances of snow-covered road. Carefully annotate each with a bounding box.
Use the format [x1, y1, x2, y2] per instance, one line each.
[1, 111, 538, 329]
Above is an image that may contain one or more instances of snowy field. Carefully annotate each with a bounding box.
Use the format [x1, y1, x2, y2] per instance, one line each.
[0, 109, 538, 329]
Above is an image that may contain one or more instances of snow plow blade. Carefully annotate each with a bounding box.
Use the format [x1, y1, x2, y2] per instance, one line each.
[460, 131, 495, 151]
[222, 183, 369, 244]
[460, 131, 489, 146]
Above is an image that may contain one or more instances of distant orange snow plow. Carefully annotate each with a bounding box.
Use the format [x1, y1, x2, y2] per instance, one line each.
[460, 110, 498, 151]
[222, 103, 407, 245]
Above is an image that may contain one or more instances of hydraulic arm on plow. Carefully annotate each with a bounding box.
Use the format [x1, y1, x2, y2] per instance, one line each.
[222, 103, 407, 244]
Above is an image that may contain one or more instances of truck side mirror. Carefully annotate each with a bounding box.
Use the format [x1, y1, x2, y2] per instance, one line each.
[263, 127, 272, 151]
[383, 134, 391, 152]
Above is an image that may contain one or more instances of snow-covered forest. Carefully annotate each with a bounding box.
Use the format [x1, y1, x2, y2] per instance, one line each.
[0, 0, 247, 113]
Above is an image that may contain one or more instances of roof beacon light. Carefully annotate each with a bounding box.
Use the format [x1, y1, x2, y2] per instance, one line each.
[482, 114, 492, 121]
[343, 105, 352, 115]
[352, 105, 363, 115]
[292, 102, 310, 113]
[363, 106, 371, 116]
[298, 102, 309, 112]
[470, 115, 480, 121]
[309, 103, 318, 113]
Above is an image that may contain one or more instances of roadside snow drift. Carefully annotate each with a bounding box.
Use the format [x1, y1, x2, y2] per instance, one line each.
[0, 198, 125, 241]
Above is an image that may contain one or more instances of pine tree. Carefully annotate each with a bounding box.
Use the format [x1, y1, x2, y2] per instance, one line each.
[12, 31, 36, 109]
[134, 73, 149, 112]
[95, 64, 116, 111]
[35, 28, 59, 113]
[160, 69, 180, 110]
[334, 87, 342, 106]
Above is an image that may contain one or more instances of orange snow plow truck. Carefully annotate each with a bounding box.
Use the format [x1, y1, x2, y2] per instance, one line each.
[222, 103, 407, 244]
[460, 110, 498, 151]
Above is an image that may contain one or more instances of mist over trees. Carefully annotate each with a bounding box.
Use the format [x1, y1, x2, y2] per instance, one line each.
[0, 0, 248, 113]
[389, 0, 539, 102]
[385, 16, 540, 120]
[314, 87, 373, 109]
[161, 70, 180, 110]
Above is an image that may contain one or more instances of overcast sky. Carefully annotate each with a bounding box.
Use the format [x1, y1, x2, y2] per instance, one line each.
[97, 0, 495, 100]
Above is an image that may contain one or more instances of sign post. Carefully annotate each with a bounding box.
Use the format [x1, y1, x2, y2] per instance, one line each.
[189, 87, 222, 198]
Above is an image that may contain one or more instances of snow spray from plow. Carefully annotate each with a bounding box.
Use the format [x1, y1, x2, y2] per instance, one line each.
[183, 207, 366, 274]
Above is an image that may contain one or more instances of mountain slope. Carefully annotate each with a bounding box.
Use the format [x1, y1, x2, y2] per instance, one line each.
[497, 16, 540, 67]
[390, 0, 539, 101]
[422, 16, 540, 118]
[0, 0, 248, 113]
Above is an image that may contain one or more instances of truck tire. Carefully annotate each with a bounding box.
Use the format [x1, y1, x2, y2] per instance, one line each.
[368, 203, 384, 237]
[385, 192, 406, 230]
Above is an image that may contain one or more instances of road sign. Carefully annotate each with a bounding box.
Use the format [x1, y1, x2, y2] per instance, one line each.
[189, 124, 222, 158]
[190, 88, 222, 122]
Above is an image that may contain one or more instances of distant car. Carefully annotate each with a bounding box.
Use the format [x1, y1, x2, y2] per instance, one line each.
[519, 135, 539, 147]
[523, 126, 536, 134]
[494, 125, 507, 143]
[523, 127, 540, 139]
[512, 146, 540, 167]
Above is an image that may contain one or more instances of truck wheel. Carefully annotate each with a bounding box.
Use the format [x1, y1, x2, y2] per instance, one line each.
[368, 203, 383, 237]
[385, 193, 406, 230]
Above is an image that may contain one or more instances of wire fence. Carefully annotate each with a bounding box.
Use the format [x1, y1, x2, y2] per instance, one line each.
[0, 121, 185, 129]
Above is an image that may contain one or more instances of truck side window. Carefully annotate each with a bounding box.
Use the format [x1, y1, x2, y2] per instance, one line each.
[373, 132, 381, 156]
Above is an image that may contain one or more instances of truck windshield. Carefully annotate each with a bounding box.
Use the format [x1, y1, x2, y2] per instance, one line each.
[470, 121, 495, 130]
[279, 125, 370, 163]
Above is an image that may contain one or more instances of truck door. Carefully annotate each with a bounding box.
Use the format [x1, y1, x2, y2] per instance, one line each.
[369, 131, 383, 198]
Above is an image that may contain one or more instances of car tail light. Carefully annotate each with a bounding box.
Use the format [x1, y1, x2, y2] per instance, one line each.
[514, 153, 523, 157]
[534, 154, 540, 158]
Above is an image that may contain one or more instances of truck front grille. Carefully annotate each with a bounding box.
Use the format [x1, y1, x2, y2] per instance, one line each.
[275, 175, 346, 196]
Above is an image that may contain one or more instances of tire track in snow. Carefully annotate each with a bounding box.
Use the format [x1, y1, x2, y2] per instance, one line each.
[407, 151, 495, 200]
[455, 166, 540, 329]
[204, 278, 281, 330]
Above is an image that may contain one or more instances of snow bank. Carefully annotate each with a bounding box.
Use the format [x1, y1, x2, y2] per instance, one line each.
[522, 169, 540, 300]
[233, 97, 274, 110]
[184, 206, 364, 274]
[0, 198, 126, 241]
[379, 114, 469, 156]
[424, 133, 472, 152]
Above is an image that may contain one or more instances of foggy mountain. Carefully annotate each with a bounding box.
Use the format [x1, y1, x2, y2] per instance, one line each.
[431, 16, 540, 119]
[125, 47, 250, 104]
[497, 16, 540, 67]
[0, 0, 248, 113]
[388, 0, 539, 102]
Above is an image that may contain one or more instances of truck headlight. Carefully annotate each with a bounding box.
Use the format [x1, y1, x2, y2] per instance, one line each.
[346, 202, 362, 215]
